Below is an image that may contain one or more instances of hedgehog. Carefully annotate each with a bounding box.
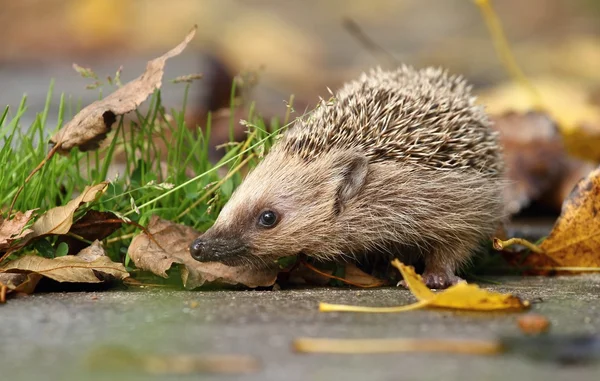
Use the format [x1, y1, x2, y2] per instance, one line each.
[189, 66, 506, 289]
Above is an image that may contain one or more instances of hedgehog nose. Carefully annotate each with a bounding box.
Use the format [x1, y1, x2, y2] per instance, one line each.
[190, 238, 213, 262]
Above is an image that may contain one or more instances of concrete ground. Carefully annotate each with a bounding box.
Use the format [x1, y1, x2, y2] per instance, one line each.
[2, 275, 600, 381]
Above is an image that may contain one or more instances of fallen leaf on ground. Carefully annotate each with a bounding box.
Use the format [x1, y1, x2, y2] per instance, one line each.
[293, 337, 502, 355]
[86, 346, 260, 375]
[30, 183, 108, 237]
[493, 111, 595, 215]
[0, 273, 42, 302]
[0, 210, 35, 250]
[0, 240, 128, 284]
[320, 259, 529, 313]
[49, 25, 197, 153]
[127, 216, 278, 289]
[495, 165, 600, 274]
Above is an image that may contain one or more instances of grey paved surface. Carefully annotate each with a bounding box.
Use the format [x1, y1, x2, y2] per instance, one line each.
[2, 275, 600, 381]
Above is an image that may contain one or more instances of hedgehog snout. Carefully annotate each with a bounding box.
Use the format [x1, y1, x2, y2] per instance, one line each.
[189, 235, 250, 264]
[189, 237, 213, 262]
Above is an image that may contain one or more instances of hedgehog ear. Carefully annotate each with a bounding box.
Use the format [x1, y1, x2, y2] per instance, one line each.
[334, 152, 368, 212]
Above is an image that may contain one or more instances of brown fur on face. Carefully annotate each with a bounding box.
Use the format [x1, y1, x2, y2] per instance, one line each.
[192, 149, 367, 267]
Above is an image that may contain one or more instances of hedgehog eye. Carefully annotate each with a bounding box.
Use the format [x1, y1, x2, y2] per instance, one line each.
[258, 210, 278, 228]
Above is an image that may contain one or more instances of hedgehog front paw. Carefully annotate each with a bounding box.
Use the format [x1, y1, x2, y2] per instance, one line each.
[396, 272, 465, 290]
[421, 272, 465, 289]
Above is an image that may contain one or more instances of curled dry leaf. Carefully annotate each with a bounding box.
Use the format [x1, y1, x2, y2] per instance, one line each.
[49, 25, 198, 153]
[0, 210, 35, 250]
[497, 165, 600, 273]
[127, 216, 278, 289]
[0, 240, 128, 284]
[0, 273, 42, 302]
[320, 259, 529, 313]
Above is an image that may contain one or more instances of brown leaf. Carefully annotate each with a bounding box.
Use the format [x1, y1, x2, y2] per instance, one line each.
[0, 241, 128, 283]
[30, 183, 108, 237]
[0, 210, 35, 250]
[127, 216, 278, 289]
[49, 25, 198, 153]
[0, 272, 42, 294]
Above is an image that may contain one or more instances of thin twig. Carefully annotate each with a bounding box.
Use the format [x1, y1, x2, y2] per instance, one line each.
[493, 237, 544, 253]
[474, 0, 543, 108]
[302, 260, 385, 288]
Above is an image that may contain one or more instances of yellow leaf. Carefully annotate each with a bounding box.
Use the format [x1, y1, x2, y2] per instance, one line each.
[539, 165, 600, 266]
[392, 259, 436, 300]
[319, 259, 529, 313]
[394, 259, 528, 311]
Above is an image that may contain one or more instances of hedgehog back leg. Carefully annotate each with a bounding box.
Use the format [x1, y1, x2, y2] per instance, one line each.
[353, 164, 505, 289]
[421, 243, 471, 289]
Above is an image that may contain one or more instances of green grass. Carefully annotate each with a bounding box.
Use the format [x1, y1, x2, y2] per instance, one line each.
[0, 78, 286, 264]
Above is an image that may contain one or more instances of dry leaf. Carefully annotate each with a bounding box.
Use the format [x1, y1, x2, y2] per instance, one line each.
[127, 216, 278, 289]
[0, 210, 35, 250]
[49, 25, 197, 153]
[60, 210, 123, 254]
[538, 166, 600, 266]
[30, 183, 108, 237]
[320, 259, 529, 313]
[0, 241, 128, 284]
[0, 272, 42, 302]
[496, 165, 600, 273]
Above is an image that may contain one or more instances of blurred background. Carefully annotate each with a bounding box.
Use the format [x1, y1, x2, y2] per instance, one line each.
[2, 0, 600, 220]
[2, 0, 600, 123]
